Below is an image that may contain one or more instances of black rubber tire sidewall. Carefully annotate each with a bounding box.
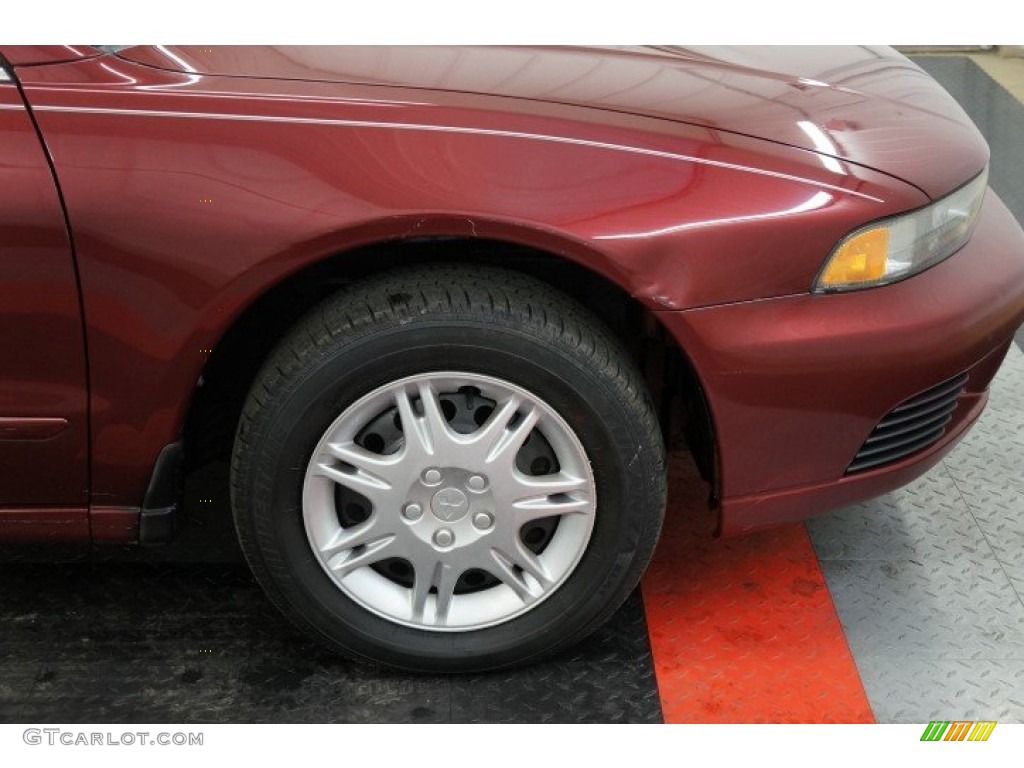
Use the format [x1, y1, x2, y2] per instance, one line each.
[236, 316, 664, 672]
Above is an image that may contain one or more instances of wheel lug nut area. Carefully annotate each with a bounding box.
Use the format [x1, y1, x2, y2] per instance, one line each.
[405, 467, 497, 549]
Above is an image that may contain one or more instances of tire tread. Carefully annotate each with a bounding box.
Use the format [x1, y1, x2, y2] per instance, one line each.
[231, 264, 665, 671]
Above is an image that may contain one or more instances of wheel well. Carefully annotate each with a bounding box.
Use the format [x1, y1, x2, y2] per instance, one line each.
[180, 238, 718, 537]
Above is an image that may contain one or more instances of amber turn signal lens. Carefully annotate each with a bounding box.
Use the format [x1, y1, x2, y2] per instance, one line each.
[818, 227, 889, 287]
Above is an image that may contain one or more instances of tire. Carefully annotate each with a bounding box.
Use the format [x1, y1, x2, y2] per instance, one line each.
[230, 264, 666, 672]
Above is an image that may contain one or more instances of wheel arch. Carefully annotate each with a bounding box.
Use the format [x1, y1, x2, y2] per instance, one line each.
[175, 232, 720, 542]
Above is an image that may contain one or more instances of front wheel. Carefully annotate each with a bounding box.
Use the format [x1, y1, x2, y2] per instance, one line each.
[230, 265, 666, 671]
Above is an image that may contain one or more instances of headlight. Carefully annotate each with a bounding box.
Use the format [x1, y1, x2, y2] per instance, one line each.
[814, 168, 988, 292]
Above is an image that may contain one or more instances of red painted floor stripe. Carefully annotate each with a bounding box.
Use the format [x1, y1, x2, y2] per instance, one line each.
[642, 454, 875, 723]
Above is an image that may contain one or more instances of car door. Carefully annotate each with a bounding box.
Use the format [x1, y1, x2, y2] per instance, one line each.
[0, 62, 88, 523]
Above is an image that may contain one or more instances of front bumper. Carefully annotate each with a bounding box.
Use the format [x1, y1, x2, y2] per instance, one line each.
[659, 190, 1024, 536]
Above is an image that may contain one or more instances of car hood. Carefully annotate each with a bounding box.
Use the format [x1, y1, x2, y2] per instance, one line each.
[117, 45, 988, 200]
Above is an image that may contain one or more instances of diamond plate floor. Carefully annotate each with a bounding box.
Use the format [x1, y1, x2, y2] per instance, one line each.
[808, 344, 1024, 723]
[0, 563, 661, 723]
[643, 456, 873, 723]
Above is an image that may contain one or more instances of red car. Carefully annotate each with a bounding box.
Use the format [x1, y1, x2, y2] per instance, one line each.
[2, 45, 1023, 671]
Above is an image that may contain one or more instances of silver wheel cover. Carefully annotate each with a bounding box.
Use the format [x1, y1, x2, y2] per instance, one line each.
[301, 372, 596, 632]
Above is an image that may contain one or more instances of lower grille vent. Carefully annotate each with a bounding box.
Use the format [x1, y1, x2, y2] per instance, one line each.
[847, 372, 968, 474]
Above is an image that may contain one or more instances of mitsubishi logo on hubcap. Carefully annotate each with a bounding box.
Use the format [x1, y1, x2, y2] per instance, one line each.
[431, 487, 469, 522]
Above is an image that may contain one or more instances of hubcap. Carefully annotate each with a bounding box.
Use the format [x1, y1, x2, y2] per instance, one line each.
[302, 372, 596, 632]
[431, 487, 469, 522]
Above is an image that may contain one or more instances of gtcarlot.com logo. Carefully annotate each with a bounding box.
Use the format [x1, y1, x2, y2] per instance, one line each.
[920, 721, 997, 742]
[23, 729, 203, 747]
